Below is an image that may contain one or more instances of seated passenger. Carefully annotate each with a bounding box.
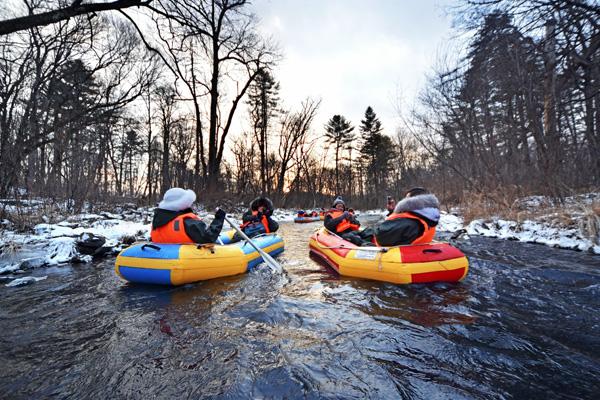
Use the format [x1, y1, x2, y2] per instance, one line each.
[324, 196, 373, 246]
[386, 196, 396, 216]
[151, 188, 225, 244]
[297, 210, 306, 218]
[374, 187, 440, 246]
[237, 196, 279, 239]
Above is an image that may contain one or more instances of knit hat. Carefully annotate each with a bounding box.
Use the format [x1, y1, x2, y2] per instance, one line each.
[158, 188, 196, 211]
[332, 196, 345, 207]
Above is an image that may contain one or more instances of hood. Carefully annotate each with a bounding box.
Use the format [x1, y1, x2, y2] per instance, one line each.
[152, 208, 194, 229]
[250, 197, 274, 211]
[394, 194, 440, 224]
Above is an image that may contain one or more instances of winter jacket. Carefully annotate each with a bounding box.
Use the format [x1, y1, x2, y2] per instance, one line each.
[240, 197, 279, 236]
[324, 209, 360, 234]
[241, 210, 279, 233]
[374, 194, 440, 246]
[151, 208, 224, 244]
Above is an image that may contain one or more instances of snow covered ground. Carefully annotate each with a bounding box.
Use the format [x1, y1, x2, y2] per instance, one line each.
[1, 195, 598, 287]
[357, 206, 599, 254]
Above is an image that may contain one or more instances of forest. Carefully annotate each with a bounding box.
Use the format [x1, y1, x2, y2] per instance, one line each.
[0, 0, 599, 212]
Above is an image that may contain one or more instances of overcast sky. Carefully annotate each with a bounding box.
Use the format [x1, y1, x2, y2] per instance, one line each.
[250, 0, 457, 136]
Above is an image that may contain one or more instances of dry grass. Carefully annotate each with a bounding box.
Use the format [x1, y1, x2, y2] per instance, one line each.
[0, 200, 67, 231]
[460, 187, 528, 224]
[461, 190, 600, 244]
[0, 240, 21, 256]
[577, 201, 600, 244]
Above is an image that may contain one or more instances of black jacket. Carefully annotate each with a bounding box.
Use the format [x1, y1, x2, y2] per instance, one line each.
[324, 210, 360, 234]
[151, 208, 224, 244]
[241, 210, 279, 232]
[241, 196, 279, 232]
[374, 194, 440, 246]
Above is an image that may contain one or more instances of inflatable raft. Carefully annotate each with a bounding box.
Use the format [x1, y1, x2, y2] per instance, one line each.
[115, 234, 284, 285]
[309, 228, 468, 284]
[294, 216, 321, 223]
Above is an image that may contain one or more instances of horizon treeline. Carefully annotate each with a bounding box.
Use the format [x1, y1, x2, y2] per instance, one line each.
[0, 0, 598, 213]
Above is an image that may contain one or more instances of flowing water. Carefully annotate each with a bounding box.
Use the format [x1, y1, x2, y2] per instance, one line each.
[1, 220, 599, 399]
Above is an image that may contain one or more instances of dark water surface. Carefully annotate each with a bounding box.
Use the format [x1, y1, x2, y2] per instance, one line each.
[1, 221, 599, 399]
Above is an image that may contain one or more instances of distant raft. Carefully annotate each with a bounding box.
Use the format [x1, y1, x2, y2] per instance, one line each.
[309, 228, 468, 284]
[294, 216, 321, 223]
[115, 234, 284, 285]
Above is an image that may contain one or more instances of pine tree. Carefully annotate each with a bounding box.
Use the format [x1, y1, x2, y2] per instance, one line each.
[47, 59, 101, 196]
[358, 106, 394, 198]
[247, 68, 280, 194]
[324, 115, 355, 195]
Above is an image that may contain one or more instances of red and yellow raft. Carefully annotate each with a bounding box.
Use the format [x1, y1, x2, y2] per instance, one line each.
[309, 228, 468, 284]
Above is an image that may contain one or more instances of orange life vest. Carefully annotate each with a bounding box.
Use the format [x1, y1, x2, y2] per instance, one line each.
[241, 211, 271, 233]
[327, 209, 360, 233]
[151, 212, 201, 243]
[378, 212, 436, 245]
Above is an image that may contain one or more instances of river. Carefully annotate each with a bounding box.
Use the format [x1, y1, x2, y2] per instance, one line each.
[1, 220, 599, 399]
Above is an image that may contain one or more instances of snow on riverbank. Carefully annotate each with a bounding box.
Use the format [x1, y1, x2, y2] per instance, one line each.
[0, 207, 154, 285]
[1, 195, 598, 288]
[356, 206, 599, 254]
[465, 218, 599, 253]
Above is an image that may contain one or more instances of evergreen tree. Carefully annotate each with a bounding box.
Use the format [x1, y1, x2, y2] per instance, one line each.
[47, 59, 101, 197]
[247, 68, 280, 194]
[324, 115, 355, 195]
[359, 106, 384, 166]
[358, 106, 394, 198]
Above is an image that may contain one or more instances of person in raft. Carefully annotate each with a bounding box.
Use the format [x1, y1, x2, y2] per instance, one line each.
[151, 188, 226, 244]
[385, 195, 396, 216]
[324, 196, 373, 246]
[235, 196, 279, 240]
[374, 187, 440, 246]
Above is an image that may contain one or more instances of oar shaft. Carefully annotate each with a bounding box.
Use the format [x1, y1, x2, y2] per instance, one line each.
[223, 215, 281, 270]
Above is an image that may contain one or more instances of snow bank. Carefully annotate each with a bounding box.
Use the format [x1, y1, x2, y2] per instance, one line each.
[0, 207, 154, 287]
[438, 212, 464, 232]
[467, 218, 600, 253]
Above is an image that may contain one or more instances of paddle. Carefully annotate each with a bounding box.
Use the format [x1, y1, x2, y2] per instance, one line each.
[223, 214, 282, 272]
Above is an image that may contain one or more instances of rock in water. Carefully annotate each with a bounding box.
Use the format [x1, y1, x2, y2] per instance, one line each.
[6, 276, 47, 287]
[76, 232, 110, 257]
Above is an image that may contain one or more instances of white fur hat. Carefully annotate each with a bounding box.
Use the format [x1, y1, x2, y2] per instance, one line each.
[158, 188, 197, 211]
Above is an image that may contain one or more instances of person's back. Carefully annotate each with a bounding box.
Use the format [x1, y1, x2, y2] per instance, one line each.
[374, 188, 440, 246]
[151, 188, 226, 244]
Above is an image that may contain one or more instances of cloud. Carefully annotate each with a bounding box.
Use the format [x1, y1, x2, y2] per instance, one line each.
[251, 0, 454, 134]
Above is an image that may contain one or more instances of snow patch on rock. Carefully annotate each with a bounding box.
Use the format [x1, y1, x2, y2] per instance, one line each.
[6, 275, 47, 287]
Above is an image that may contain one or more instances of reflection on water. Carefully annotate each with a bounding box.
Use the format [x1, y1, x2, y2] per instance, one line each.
[1, 221, 599, 399]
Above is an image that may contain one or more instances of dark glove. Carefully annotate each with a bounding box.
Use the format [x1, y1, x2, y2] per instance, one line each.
[265, 209, 273, 217]
[215, 208, 226, 220]
[343, 211, 350, 219]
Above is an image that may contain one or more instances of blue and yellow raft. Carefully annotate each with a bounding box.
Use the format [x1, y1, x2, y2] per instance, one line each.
[115, 233, 284, 285]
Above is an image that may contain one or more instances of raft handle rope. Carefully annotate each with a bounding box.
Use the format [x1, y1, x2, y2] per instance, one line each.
[196, 243, 216, 253]
[422, 248, 442, 254]
[141, 244, 161, 251]
[314, 229, 448, 252]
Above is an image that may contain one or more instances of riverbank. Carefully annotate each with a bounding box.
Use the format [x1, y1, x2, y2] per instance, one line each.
[363, 191, 600, 254]
[1, 193, 598, 287]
